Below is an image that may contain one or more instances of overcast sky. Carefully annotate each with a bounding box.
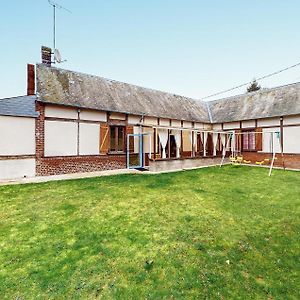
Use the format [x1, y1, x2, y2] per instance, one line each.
[1, 0, 300, 100]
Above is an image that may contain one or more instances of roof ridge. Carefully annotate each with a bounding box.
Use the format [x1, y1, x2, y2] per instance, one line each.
[208, 81, 300, 104]
[0, 95, 36, 101]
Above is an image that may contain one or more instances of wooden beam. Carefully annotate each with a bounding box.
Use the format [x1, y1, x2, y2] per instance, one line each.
[168, 129, 171, 159]
[153, 128, 157, 160]
[181, 130, 183, 158]
[191, 130, 194, 157]
[280, 116, 285, 169]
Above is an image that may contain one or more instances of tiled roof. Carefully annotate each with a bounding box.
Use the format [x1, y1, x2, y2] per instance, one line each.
[35, 64, 300, 124]
[36, 64, 210, 123]
[0, 95, 38, 118]
[208, 82, 300, 123]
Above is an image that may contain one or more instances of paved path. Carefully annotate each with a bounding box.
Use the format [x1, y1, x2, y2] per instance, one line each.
[2, 163, 292, 187]
[0, 169, 141, 186]
[0, 165, 217, 187]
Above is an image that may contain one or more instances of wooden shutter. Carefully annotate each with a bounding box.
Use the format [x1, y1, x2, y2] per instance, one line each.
[255, 127, 262, 151]
[100, 124, 109, 154]
[126, 126, 134, 152]
[235, 130, 242, 151]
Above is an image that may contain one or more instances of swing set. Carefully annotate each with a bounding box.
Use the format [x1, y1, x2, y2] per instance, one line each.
[220, 130, 285, 176]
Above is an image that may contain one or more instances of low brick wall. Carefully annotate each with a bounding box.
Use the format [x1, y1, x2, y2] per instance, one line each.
[36, 155, 126, 176]
[242, 152, 300, 170]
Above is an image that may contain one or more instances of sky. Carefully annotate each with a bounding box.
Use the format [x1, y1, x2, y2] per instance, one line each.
[1, 0, 300, 101]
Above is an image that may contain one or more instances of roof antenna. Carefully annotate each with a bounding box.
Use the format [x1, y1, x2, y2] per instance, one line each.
[48, 0, 71, 64]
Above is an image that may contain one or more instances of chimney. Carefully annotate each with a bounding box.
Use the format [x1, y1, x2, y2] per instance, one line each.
[27, 64, 35, 96]
[41, 46, 52, 66]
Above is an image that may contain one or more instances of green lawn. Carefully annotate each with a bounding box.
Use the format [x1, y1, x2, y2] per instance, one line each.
[0, 166, 299, 299]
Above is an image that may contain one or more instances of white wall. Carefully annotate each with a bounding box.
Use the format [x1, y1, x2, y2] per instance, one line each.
[213, 124, 222, 131]
[128, 115, 141, 125]
[257, 117, 280, 127]
[110, 112, 126, 120]
[283, 115, 300, 126]
[203, 123, 212, 130]
[0, 159, 35, 180]
[131, 127, 154, 154]
[160, 118, 170, 126]
[283, 126, 300, 154]
[45, 105, 77, 119]
[171, 119, 181, 128]
[183, 121, 192, 128]
[79, 123, 100, 155]
[242, 120, 255, 128]
[80, 110, 107, 122]
[0, 116, 35, 155]
[262, 127, 281, 153]
[142, 127, 154, 153]
[144, 117, 158, 126]
[223, 122, 240, 130]
[195, 122, 204, 129]
[133, 126, 141, 153]
[45, 121, 78, 156]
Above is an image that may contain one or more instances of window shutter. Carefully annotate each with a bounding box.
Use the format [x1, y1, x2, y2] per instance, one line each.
[100, 124, 109, 154]
[235, 130, 242, 151]
[255, 128, 262, 151]
[126, 126, 134, 152]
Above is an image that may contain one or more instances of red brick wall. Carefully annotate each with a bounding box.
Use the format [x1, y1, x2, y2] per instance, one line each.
[36, 102, 45, 159]
[36, 155, 126, 176]
[27, 64, 35, 96]
[242, 152, 300, 169]
[35, 103, 126, 176]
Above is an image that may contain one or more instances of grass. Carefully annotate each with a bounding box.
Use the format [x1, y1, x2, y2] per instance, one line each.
[0, 165, 299, 299]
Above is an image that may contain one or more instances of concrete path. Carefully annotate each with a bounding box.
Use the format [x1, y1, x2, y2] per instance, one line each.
[0, 169, 141, 186]
[3, 163, 293, 187]
[0, 164, 221, 187]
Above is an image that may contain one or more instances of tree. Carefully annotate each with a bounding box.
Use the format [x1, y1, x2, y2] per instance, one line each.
[247, 79, 261, 93]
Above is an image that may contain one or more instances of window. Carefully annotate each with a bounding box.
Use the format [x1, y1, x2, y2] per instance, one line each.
[110, 126, 125, 152]
[242, 131, 256, 151]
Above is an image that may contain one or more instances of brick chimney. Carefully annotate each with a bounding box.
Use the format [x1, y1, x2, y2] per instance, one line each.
[27, 64, 35, 96]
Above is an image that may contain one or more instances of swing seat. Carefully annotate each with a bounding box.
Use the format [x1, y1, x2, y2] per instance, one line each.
[231, 155, 242, 166]
[243, 160, 251, 164]
[236, 156, 243, 163]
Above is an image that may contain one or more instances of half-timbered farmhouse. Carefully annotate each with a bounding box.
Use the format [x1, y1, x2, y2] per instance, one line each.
[0, 63, 300, 180]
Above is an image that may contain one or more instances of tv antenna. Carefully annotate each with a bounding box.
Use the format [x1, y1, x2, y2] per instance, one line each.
[48, 0, 71, 63]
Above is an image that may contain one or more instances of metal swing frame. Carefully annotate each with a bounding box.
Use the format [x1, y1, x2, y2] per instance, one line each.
[220, 130, 285, 176]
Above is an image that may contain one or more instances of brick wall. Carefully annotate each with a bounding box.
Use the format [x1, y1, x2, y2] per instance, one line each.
[242, 152, 300, 169]
[35, 103, 126, 176]
[36, 102, 45, 159]
[36, 155, 126, 176]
